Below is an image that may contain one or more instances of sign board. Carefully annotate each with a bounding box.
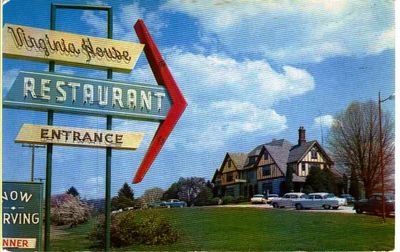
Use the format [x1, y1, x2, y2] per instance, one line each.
[4, 71, 171, 121]
[3, 24, 144, 72]
[2, 182, 43, 251]
[16, 124, 144, 150]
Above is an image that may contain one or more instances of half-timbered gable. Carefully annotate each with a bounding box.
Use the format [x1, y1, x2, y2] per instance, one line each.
[219, 153, 247, 186]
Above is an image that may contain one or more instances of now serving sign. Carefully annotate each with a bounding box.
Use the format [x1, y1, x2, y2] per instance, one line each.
[2, 182, 43, 251]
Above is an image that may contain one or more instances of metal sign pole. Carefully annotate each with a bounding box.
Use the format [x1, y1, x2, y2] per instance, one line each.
[44, 4, 55, 251]
[43, 4, 113, 251]
[105, 8, 113, 251]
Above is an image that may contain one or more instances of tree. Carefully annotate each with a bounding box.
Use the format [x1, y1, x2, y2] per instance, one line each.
[284, 166, 294, 193]
[177, 177, 206, 206]
[51, 193, 91, 227]
[349, 167, 361, 200]
[303, 167, 339, 194]
[112, 183, 136, 210]
[141, 187, 164, 204]
[163, 177, 208, 206]
[194, 186, 213, 206]
[329, 101, 394, 198]
[66, 186, 80, 197]
[118, 183, 134, 200]
[162, 182, 180, 200]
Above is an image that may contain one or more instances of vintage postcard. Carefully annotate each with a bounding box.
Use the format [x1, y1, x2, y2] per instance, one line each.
[1, 0, 395, 251]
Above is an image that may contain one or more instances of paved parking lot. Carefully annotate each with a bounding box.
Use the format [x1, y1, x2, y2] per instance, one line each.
[217, 203, 356, 214]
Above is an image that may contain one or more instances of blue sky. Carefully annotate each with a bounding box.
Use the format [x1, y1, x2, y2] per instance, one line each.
[2, 0, 395, 199]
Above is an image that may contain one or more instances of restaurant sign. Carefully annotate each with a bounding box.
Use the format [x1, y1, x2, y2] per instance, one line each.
[16, 124, 144, 150]
[3, 24, 144, 72]
[4, 71, 171, 121]
[2, 182, 43, 251]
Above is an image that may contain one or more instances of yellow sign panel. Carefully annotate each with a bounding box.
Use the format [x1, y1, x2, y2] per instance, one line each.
[3, 24, 144, 72]
[15, 124, 144, 150]
[3, 238, 37, 249]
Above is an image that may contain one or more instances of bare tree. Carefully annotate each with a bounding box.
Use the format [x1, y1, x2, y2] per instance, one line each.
[141, 187, 165, 204]
[329, 101, 394, 198]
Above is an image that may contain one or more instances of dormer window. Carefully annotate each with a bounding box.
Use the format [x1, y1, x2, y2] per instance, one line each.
[311, 149, 317, 159]
[249, 156, 256, 164]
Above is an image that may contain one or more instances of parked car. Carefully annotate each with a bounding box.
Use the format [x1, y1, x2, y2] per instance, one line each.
[271, 193, 307, 208]
[147, 200, 166, 209]
[251, 194, 267, 204]
[294, 194, 340, 210]
[309, 192, 347, 207]
[340, 194, 354, 204]
[163, 199, 187, 208]
[265, 194, 279, 204]
[354, 193, 395, 216]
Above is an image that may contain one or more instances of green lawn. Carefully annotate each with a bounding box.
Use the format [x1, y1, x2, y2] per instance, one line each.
[51, 207, 394, 251]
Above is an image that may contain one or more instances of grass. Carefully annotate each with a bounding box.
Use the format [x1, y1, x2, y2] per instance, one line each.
[50, 207, 394, 251]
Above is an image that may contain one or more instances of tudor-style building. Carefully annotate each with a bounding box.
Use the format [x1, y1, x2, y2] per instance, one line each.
[212, 127, 341, 198]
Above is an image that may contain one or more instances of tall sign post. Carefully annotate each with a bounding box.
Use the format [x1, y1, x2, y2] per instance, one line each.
[47, 5, 114, 251]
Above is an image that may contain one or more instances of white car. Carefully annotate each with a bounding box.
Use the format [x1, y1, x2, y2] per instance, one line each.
[271, 193, 307, 208]
[251, 194, 267, 204]
[309, 193, 347, 206]
[294, 194, 339, 210]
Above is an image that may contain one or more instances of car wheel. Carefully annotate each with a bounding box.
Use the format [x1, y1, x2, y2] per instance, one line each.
[355, 208, 363, 214]
[295, 204, 303, 210]
[323, 204, 331, 210]
[272, 203, 278, 208]
[332, 206, 339, 210]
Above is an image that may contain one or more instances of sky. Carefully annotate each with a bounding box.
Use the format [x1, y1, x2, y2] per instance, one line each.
[2, 0, 395, 199]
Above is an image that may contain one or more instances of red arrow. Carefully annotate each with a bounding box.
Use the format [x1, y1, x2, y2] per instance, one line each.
[132, 19, 187, 183]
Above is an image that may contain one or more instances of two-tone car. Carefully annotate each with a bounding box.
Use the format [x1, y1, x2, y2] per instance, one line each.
[271, 193, 307, 208]
[309, 192, 347, 207]
[294, 193, 340, 210]
[163, 199, 187, 208]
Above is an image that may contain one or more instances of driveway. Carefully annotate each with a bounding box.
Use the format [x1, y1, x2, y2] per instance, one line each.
[215, 203, 355, 214]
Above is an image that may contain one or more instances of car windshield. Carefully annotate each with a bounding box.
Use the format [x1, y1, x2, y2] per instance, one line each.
[254, 195, 264, 198]
[326, 193, 335, 198]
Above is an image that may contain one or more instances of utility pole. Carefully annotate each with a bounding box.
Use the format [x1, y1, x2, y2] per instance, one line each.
[378, 91, 395, 223]
[22, 144, 45, 182]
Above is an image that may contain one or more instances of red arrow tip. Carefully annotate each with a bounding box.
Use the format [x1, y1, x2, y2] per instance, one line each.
[132, 20, 187, 184]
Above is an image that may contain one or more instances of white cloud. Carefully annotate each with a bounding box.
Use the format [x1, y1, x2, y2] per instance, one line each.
[144, 49, 314, 151]
[162, 1, 394, 63]
[81, 2, 165, 42]
[82, 176, 104, 199]
[313, 114, 335, 128]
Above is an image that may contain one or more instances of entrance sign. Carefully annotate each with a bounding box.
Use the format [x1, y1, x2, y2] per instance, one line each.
[2, 182, 43, 251]
[3, 24, 144, 72]
[15, 124, 144, 150]
[4, 71, 171, 121]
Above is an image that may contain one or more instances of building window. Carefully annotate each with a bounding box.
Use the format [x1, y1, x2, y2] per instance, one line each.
[262, 182, 273, 195]
[227, 174, 233, 182]
[262, 165, 271, 177]
[264, 152, 268, 160]
[228, 160, 232, 168]
[301, 163, 306, 176]
[311, 149, 318, 159]
[249, 156, 256, 164]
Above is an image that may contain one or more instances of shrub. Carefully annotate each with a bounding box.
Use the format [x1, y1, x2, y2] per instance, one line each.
[51, 194, 91, 227]
[209, 197, 221, 205]
[90, 210, 179, 248]
[234, 196, 247, 203]
[222, 196, 235, 205]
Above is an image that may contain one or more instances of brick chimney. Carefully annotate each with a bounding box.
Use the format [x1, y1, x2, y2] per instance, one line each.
[298, 126, 306, 145]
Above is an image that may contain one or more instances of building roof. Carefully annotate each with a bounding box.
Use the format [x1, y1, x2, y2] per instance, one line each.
[264, 144, 291, 174]
[227, 152, 248, 170]
[287, 141, 316, 163]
